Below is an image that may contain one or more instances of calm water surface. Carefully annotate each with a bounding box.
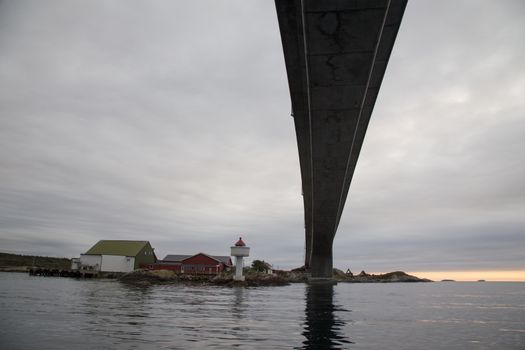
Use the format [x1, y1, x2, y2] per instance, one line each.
[0, 273, 524, 349]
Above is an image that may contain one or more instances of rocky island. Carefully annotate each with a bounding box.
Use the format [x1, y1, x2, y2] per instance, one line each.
[119, 269, 431, 286]
[2, 252, 431, 285]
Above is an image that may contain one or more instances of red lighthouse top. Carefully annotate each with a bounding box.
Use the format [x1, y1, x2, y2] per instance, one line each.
[235, 237, 246, 246]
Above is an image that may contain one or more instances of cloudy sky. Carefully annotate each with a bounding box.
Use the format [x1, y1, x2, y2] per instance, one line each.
[1, 1, 524, 279]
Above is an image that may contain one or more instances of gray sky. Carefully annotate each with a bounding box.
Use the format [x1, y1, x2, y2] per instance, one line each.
[1, 0, 524, 273]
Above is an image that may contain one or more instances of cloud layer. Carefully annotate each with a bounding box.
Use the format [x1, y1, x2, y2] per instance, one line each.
[1, 1, 524, 272]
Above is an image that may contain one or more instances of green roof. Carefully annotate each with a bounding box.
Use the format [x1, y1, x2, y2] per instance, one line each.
[85, 240, 150, 256]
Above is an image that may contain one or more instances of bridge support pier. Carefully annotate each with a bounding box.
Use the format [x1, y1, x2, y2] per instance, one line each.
[275, 0, 408, 278]
[307, 232, 335, 279]
[309, 252, 333, 280]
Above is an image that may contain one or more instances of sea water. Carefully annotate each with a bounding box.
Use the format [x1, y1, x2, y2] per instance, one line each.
[0, 273, 523, 349]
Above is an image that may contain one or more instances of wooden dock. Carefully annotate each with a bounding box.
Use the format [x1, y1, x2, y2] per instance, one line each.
[28, 268, 123, 279]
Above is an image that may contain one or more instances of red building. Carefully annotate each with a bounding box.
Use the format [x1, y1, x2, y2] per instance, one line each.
[147, 253, 232, 275]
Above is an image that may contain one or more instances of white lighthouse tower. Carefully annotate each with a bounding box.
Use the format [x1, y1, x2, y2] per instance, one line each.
[231, 237, 250, 281]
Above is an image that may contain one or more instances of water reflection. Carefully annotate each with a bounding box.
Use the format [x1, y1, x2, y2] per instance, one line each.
[231, 287, 246, 319]
[300, 284, 353, 349]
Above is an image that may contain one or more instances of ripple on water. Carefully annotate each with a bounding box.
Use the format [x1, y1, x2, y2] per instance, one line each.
[0, 274, 524, 349]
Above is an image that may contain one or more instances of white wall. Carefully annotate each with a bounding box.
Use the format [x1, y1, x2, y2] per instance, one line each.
[80, 254, 102, 271]
[71, 258, 81, 270]
[100, 255, 135, 273]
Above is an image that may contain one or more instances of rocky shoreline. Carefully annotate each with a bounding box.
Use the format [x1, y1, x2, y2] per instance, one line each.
[337, 270, 432, 283]
[119, 269, 431, 286]
[3, 264, 431, 285]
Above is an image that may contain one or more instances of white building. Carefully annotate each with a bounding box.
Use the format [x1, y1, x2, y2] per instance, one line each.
[74, 240, 157, 273]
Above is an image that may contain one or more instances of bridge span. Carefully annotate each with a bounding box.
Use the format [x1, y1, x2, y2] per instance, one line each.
[275, 0, 408, 279]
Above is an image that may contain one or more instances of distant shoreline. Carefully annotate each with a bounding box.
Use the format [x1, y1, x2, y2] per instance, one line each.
[1, 252, 430, 284]
[0, 252, 71, 271]
[7, 252, 515, 283]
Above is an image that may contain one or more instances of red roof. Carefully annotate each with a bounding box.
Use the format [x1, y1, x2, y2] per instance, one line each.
[235, 237, 246, 246]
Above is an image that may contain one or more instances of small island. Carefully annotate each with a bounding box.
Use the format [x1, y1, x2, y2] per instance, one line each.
[119, 268, 431, 287]
[1, 252, 431, 286]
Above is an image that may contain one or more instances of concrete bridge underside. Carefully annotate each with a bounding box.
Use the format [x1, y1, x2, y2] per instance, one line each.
[275, 0, 407, 278]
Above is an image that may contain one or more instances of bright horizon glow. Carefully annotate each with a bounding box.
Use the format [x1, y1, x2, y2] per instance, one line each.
[404, 270, 525, 282]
